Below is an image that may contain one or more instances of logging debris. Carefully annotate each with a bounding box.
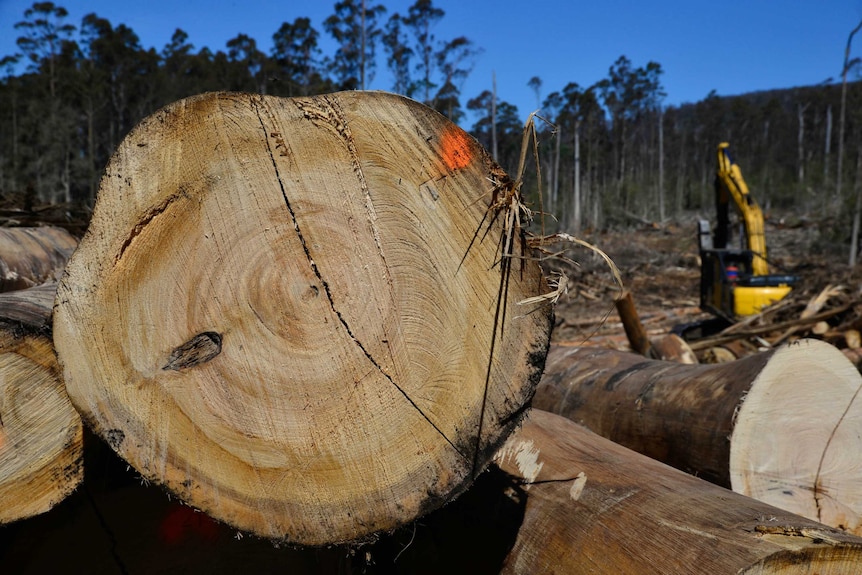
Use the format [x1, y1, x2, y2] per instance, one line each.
[549, 217, 862, 365]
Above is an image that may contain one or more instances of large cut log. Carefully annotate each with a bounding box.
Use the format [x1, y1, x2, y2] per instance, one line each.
[496, 409, 862, 574]
[533, 340, 862, 535]
[0, 226, 78, 292]
[0, 282, 83, 523]
[52, 91, 552, 545]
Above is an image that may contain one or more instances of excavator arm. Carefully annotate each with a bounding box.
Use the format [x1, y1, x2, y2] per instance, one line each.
[714, 142, 769, 276]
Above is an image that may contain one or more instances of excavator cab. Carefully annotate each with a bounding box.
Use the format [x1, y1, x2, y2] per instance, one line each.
[698, 143, 798, 319]
[698, 220, 797, 318]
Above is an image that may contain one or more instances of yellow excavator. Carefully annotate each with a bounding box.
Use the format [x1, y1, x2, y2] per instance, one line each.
[697, 142, 798, 319]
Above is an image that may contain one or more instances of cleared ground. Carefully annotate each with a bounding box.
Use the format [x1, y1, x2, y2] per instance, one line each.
[547, 214, 862, 362]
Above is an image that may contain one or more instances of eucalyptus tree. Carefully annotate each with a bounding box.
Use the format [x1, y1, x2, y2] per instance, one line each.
[382, 12, 413, 96]
[161, 29, 204, 101]
[13, 2, 78, 203]
[271, 17, 328, 97]
[78, 15, 154, 154]
[432, 35, 479, 118]
[563, 83, 604, 231]
[402, 0, 444, 103]
[324, 0, 386, 90]
[596, 56, 665, 214]
[15, 2, 75, 99]
[0, 55, 22, 197]
[226, 33, 268, 93]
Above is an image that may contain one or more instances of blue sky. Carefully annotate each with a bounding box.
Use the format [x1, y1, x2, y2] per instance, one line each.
[2, 0, 862, 124]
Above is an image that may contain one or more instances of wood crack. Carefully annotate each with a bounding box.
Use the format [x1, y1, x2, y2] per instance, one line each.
[252, 96, 467, 462]
[294, 95, 394, 288]
[813, 377, 862, 523]
[115, 189, 185, 264]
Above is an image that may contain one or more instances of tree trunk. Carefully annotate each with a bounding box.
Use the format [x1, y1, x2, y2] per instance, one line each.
[798, 102, 809, 187]
[532, 341, 862, 535]
[552, 122, 560, 225]
[658, 107, 665, 222]
[837, 19, 862, 202]
[849, 147, 862, 266]
[572, 119, 581, 234]
[491, 71, 498, 162]
[0, 282, 83, 524]
[825, 104, 833, 188]
[52, 91, 553, 546]
[0, 226, 77, 292]
[496, 409, 862, 574]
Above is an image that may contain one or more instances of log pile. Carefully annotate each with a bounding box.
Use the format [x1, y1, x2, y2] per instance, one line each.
[497, 410, 862, 574]
[533, 341, 862, 535]
[554, 237, 862, 366]
[3, 91, 862, 573]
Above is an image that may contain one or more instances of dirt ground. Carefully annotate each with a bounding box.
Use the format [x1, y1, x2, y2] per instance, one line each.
[545, 214, 862, 362]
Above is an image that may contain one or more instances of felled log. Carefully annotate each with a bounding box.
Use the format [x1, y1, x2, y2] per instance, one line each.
[614, 290, 652, 356]
[533, 340, 862, 535]
[52, 91, 552, 546]
[0, 226, 78, 292]
[496, 409, 862, 574]
[0, 282, 83, 523]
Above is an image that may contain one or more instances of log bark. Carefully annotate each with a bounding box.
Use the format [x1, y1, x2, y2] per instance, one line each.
[0, 282, 83, 523]
[52, 91, 552, 545]
[496, 409, 862, 574]
[533, 340, 862, 535]
[614, 290, 652, 356]
[0, 226, 78, 292]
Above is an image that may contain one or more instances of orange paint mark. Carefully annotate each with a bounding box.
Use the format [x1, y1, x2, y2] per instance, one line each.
[440, 126, 474, 171]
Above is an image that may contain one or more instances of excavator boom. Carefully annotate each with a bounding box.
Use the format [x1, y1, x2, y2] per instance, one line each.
[715, 142, 769, 275]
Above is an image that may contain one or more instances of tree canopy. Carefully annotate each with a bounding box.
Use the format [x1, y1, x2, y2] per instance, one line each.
[1, 1, 861, 261]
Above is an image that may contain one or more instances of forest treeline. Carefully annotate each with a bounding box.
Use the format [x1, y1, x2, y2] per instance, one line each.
[2, 1, 862, 248]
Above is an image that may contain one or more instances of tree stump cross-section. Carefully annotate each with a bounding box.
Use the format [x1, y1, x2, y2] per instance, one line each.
[53, 91, 552, 546]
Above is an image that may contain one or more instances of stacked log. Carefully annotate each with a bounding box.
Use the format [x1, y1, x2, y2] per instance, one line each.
[497, 409, 862, 574]
[533, 340, 862, 535]
[0, 230, 81, 522]
[0, 227, 77, 292]
[0, 282, 83, 523]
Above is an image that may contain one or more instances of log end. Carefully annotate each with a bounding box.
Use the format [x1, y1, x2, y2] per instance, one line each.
[0, 335, 83, 524]
[53, 90, 553, 545]
[730, 338, 862, 535]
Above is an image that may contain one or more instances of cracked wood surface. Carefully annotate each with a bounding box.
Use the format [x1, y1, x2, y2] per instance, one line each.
[52, 91, 552, 545]
[497, 410, 862, 574]
[533, 339, 862, 536]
